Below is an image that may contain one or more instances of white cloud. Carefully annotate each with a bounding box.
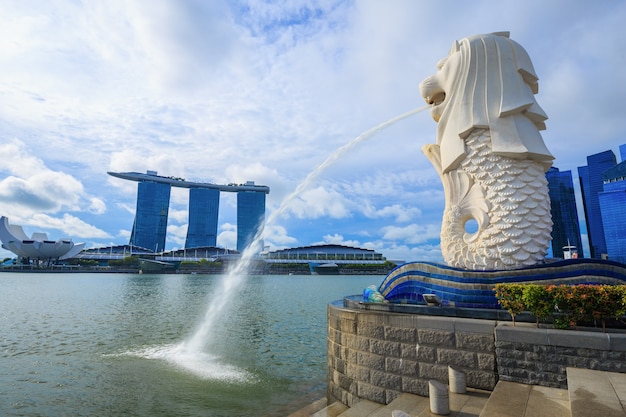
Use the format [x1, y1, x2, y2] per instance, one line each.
[168, 207, 188, 224]
[285, 186, 350, 219]
[217, 223, 237, 250]
[224, 162, 283, 195]
[382, 243, 444, 264]
[108, 150, 185, 183]
[116, 203, 136, 216]
[318, 233, 361, 248]
[363, 204, 422, 223]
[380, 224, 440, 245]
[0, 138, 48, 176]
[0, 139, 105, 222]
[28, 213, 110, 239]
[118, 229, 131, 240]
[166, 223, 187, 247]
[88, 197, 106, 215]
[263, 224, 298, 249]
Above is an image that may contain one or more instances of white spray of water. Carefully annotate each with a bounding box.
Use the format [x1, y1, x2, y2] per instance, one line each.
[268, 106, 430, 222]
[145, 105, 429, 380]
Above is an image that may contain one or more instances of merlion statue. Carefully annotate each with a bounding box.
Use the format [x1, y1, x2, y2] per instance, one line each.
[419, 32, 554, 270]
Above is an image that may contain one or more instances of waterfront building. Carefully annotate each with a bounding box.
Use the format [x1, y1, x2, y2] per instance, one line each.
[578, 150, 617, 259]
[186, 188, 220, 248]
[599, 161, 626, 263]
[264, 244, 387, 263]
[237, 188, 266, 252]
[264, 244, 394, 275]
[546, 167, 583, 258]
[109, 171, 269, 252]
[0, 216, 85, 262]
[129, 177, 171, 252]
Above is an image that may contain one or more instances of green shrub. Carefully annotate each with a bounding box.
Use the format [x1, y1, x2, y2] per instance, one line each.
[522, 284, 553, 327]
[494, 283, 626, 331]
[584, 285, 626, 332]
[494, 284, 525, 326]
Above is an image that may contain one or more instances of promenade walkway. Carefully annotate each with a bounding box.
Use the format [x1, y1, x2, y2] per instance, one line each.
[288, 368, 626, 417]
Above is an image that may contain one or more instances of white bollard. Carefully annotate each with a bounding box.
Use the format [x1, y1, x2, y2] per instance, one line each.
[429, 380, 450, 415]
[448, 366, 467, 394]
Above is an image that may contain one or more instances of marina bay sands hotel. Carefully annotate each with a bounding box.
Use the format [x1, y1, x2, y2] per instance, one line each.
[108, 171, 269, 253]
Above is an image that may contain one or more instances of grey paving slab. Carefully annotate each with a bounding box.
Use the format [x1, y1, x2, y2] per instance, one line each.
[287, 397, 327, 417]
[413, 389, 490, 417]
[523, 385, 570, 417]
[338, 399, 382, 417]
[454, 393, 490, 417]
[311, 401, 349, 417]
[568, 367, 626, 417]
[368, 393, 429, 417]
[479, 381, 531, 417]
[607, 371, 626, 411]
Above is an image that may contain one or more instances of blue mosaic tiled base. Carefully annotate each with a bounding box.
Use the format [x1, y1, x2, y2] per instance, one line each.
[378, 259, 626, 309]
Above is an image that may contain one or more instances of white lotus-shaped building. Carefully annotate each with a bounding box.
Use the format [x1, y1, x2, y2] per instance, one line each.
[0, 216, 85, 260]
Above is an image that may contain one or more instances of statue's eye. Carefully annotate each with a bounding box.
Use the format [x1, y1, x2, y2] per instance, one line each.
[437, 57, 448, 70]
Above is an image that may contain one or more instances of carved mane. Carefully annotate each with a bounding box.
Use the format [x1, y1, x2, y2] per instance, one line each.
[435, 32, 553, 174]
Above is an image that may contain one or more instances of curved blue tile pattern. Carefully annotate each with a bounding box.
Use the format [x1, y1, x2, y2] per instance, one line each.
[378, 259, 626, 309]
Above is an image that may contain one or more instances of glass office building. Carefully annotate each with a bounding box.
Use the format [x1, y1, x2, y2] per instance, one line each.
[578, 150, 617, 259]
[546, 167, 583, 258]
[129, 181, 171, 252]
[599, 161, 626, 263]
[185, 188, 220, 248]
[237, 191, 266, 252]
[110, 171, 270, 253]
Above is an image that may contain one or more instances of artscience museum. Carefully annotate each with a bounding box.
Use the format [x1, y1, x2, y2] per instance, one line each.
[0, 216, 85, 262]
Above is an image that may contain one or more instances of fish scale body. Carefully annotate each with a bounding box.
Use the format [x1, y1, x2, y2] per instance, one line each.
[440, 129, 552, 270]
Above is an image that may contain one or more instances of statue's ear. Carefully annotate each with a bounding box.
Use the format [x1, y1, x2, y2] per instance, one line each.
[491, 31, 510, 38]
[448, 40, 460, 56]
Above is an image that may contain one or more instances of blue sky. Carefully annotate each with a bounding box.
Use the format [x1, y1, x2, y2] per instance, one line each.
[1, 0, 625, 262]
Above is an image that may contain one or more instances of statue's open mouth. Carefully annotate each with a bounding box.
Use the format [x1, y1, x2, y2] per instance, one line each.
[426, 91, 446, 122]
[427, 91, 446, 106]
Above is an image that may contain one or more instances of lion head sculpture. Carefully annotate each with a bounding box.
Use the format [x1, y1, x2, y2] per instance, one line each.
[419, 32, 554, 174]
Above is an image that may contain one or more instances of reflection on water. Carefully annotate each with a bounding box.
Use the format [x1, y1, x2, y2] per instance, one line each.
[0, 273, 378, 417]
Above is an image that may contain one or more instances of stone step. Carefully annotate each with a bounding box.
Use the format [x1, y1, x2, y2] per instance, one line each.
[331, 389, 490, 417]
[479, 381, 569, 417]
[368, 393, 429, 417]
[286, 397, 327, 417]
[336, 399, 383, 417]
[311, 401, 348, 417]
[568, 367, 626, 417]
[292, 369, 626, 416]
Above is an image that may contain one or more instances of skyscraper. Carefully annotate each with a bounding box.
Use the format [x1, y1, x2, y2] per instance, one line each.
[546, 167, 583, 258]
[109, 171, 269, 253]
[130, 178, 171, 252]
[185, 188, 220, 248]
[237, 189, 266, 252]
[578, 150, 617, 259]
[599, 161, 626, 263]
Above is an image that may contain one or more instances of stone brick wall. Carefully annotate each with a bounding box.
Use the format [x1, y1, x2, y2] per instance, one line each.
[495, 324, 626, 389]
[328, 303, 626, 407]
[327, 304, 497, 407]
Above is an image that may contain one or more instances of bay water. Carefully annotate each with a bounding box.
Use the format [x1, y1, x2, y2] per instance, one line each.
[0, 272, 377, 417]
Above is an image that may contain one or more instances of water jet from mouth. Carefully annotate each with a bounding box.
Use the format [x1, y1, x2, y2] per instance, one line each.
[157, 105, 430, 379]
